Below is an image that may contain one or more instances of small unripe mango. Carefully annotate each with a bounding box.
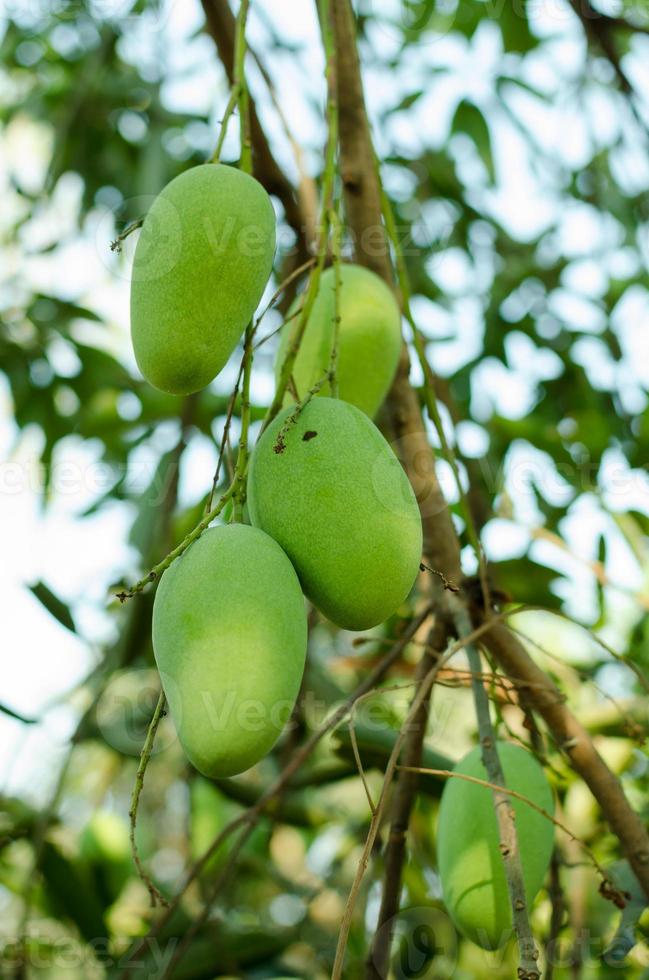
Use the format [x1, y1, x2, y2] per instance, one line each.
[152, 524, 307, 777]
[131, 164, 275, 395]
[436, 742, 554, 949]
[247, 398, 422, 630]
[277, 264, 402, 417]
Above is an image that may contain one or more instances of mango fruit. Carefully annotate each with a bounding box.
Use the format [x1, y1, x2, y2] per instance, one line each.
[131, 163, 275, 395]
[276, 264, 402, 417]
[247, 397, 422, 630]
[152, 524, 307, 777]
[436, 741, 554, 949]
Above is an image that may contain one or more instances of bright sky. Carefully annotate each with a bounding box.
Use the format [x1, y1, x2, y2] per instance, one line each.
[1, 0, 648, 807]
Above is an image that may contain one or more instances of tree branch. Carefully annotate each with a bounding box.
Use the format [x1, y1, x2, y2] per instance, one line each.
[327, 1, 649, 969]
[456, 603, 540, 977]
[330, 0, 461, 580]
[483, 622, 649, 899]
[364, 621, 444, 979]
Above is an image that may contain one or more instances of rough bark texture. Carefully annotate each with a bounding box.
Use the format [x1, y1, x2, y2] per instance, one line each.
[364, 624, 444, 979]
[330, 0, 462, 581]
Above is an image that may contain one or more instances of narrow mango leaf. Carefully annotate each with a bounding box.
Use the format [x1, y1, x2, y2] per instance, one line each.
[451, 100, 495, 183]
[28, 581, 76, 633]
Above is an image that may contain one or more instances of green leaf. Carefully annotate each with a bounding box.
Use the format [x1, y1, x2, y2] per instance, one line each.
[496, 0, 538, 53]
[28, 581, 76, 633]
[40, 841, 107, 943]
[493, 558, 563, 609]
[451, 100, 495, 183]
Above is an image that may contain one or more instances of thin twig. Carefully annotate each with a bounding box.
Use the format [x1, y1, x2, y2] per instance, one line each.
[395, 766, 615, 892]
[0, 702, 37, 725]
[454, 602, 540, 979]
[114, 483, 235, 601]
[545, 851, 566, 980]
[110, 217, 143, 252]
[419, 561, 460, 593]
[201, 0, 310, 259]
[159, 821, 257, 979]
[348, 714, 377, 815]
[230, 322, 253, 521]
[128, 691, 168, 908]
[329, 206, 342, 397]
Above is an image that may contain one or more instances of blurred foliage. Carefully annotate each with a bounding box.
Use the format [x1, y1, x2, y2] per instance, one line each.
[1, 0, 649, 978]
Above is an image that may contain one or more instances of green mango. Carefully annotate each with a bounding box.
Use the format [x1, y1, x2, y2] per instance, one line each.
[131, 163, 275, 395]
[152, 524, 307, 777]
[277, 264, 402, 417]
[436, 741, 554, 950]
[247, 398, 422, 630]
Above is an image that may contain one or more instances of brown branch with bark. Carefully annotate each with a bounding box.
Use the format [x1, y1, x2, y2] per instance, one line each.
[329, 1, 539, 974]
[327, 0, 649, 971]
[329, 0, 461, 580]
[364, 621, 444, 979]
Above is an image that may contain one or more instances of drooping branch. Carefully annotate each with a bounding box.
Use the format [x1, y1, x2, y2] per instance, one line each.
[456, 604, 540, 978]
[129, 690, 168, 908]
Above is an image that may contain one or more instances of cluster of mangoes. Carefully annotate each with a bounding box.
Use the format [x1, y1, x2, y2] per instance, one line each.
[129, 165, 554, 949]
[130, 164, 422, 779]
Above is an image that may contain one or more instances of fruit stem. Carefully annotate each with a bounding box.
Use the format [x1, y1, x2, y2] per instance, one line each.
[233, 0, 252, 174]
[231, 321, 254, 520]
[262, 0, 340, 429]
[210, 0, 250, 167]
[328, 205, 342, 397]
[115, 482, 236, 600]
